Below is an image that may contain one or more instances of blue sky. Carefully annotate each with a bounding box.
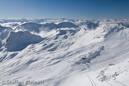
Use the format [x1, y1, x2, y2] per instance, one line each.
[0, 0, 129, 19]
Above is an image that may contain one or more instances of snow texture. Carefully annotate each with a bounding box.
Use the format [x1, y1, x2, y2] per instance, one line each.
[0, 18, 129, 86]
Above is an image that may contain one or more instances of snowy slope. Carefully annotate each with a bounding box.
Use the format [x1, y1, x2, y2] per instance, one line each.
[0, 25, 12, 48]
[0, 19, 129, 86]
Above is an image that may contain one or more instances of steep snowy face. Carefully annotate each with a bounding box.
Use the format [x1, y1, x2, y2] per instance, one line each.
[0, 25, 12, 47]
[5, 31, 43, 51]
[0, 19, 129, 86]
[0, 25, 12, 32]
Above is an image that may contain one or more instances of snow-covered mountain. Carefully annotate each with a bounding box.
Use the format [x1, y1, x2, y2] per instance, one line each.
[15, 22, 42, 33]
[14, 22, 77, 33]
[0, 19, 129, 86]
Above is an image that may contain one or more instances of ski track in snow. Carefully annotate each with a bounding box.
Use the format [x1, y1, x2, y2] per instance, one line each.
[86, 72, 97, 86]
